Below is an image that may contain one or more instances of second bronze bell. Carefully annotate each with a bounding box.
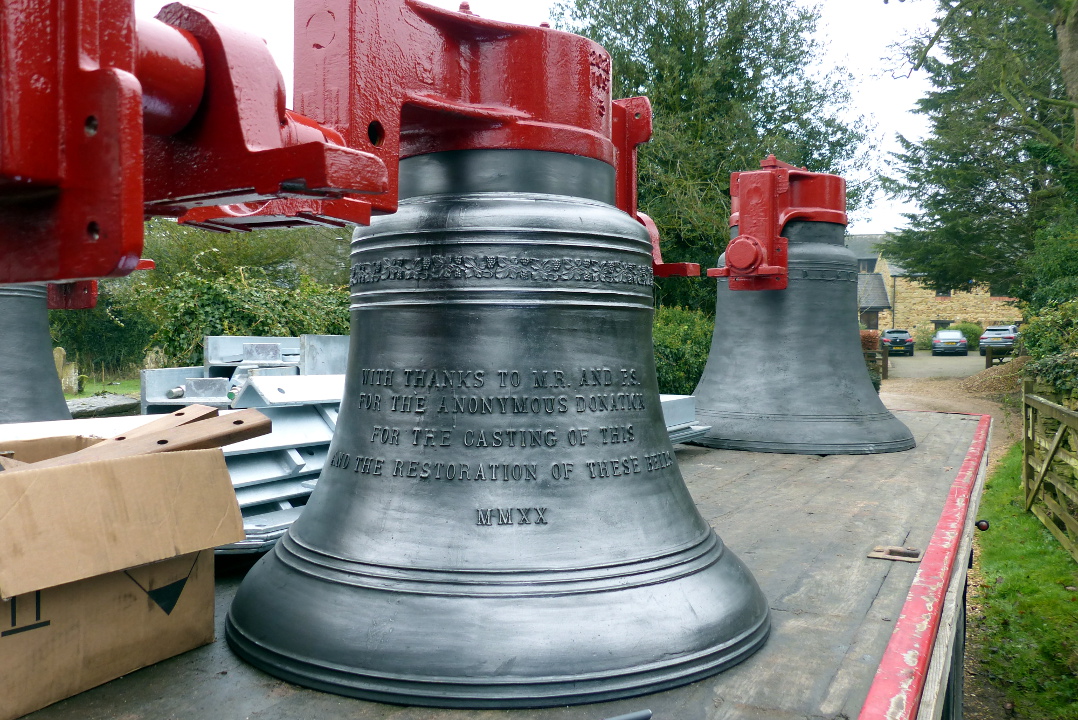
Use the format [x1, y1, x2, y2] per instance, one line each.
[693, 160, 915, 455]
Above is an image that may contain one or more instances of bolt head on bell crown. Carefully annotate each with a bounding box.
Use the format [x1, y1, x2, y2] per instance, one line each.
[225, 149, 770, 708]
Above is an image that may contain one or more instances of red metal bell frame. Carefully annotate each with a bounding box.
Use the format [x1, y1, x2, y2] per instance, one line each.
[0, 0, 692, 283]
[709, 155, 847, 290]
[0, 0, 386, 285]
[285, 0, 698, 277]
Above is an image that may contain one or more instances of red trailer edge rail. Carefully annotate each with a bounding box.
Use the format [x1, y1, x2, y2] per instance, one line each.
[860, 413, 992, 720]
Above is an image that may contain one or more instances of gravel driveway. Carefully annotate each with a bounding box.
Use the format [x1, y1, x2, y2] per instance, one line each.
[885, 351, 989, 379]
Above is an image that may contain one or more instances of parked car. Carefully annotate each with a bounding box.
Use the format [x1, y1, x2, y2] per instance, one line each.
[879, 329, 915, 356]
[931, 329, 968, 356]
[978, 325, 1019, 356]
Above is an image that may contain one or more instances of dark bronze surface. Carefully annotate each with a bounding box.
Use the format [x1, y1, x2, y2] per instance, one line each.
[226, 150, 769, 707]
[692, 221, 915, 454]
[0, 285, 72, 424]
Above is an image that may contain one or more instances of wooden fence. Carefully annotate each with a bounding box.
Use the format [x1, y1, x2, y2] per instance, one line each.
[1023, 380, 1078, 563]
[864, 346, 889, 381]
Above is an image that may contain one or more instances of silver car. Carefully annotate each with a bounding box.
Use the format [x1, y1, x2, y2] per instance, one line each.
[931, 329, 969, 356]
[979, 325, 1018, 356]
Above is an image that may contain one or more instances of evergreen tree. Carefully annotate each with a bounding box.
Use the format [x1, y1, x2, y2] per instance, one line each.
[883, 1, 1078, 295]
[555, 0, 872, 311]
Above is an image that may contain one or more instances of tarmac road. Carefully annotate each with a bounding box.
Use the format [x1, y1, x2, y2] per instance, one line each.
[885, 349, 989, 379]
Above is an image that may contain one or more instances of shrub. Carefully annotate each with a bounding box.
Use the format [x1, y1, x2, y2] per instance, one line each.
[950, 321, 984, 349]
[652, 305, 714, 395]
[49, 279, 157, 373]
[914, 325, 935, 349]
[1019, 299, 1078, 360]
[859, 329, 879, 352]
[147, 270, 350, 366]
[1024, 351, 1078, 392]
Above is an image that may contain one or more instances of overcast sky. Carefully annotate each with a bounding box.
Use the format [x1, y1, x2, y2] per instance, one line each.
[135, 0, 941, 234]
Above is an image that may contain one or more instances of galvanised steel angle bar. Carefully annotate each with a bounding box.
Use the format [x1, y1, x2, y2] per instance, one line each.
[221, 405, 335, 457]
[234, 478, 314, 509]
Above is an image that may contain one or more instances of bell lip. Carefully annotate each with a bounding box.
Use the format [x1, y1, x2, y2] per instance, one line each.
[692, 410, 916, 455]
[688, 437, 917, 455]
[224, 609, 770, 709]
[689, 439, 918, 454]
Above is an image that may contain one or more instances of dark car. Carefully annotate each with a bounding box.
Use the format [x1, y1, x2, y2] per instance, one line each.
[880, 329, 914, 356]
[931, 329, 968, 356]
[978, 325, 1019, 356]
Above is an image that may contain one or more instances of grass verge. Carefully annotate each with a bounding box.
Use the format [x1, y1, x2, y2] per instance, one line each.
[967, 442, 1078, 719]
[63, 377, 140, 400]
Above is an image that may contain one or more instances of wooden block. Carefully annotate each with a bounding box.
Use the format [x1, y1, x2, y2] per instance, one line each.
[121, 405, 220, 439]
[23, 409, 272, 471]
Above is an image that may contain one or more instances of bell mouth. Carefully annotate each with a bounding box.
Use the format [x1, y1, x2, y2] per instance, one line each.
[226, 538, 770, 708]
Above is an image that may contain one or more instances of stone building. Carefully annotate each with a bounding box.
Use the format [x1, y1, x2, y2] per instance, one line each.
[846, 234, 1021, 334]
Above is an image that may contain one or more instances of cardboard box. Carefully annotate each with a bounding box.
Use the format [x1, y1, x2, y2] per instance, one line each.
[0, 437, 244, 720]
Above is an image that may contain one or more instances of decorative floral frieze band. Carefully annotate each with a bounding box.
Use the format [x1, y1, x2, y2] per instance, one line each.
[350, 255, 654, 287]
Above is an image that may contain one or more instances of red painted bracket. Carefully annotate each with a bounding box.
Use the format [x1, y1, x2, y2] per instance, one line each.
[293, 0, 622, 216]
[142, 4, 387, 218]
[0, 0, 145, 284]
[612, 98, 698, 277]
[640, 214, 701, 278]
[0, 0, 387, 284]
[709, 155, 847, 291]
[179, 198, 372, 232]
[47, 281, 99, 311]
[46, 259, 155, 310]
[178, 3, 664, 240]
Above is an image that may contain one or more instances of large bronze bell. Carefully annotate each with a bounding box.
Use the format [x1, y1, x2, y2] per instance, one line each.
[0, 285, 72, 424]
[226, 150, 770, 708]
[692, 160, 914, 454]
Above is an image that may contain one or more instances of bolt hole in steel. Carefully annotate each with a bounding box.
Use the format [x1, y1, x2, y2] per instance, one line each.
[367, 120, 385, 146]
[115, 436, 126, 441]
[233, 420, 244, 425]
[86, 222, 100, 242]
[277, 387, 287, 394]
[84, 115, 98, 136]
[157, 439, 168, 445]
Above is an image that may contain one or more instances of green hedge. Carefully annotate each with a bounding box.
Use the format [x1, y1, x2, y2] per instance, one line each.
[49, 280, 157, 373]
[1020, 299, 1078, 360]
[51, 269, 350, 370]
[950, 321, 984, 350]
[147, 271, 350, 365]
[652, 305, 714, 395]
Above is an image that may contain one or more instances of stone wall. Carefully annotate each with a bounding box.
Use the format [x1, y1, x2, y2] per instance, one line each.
[874, 258, 1022, 333]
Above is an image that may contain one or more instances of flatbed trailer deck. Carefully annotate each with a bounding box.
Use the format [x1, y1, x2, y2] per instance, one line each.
[23, 409, 989, 720]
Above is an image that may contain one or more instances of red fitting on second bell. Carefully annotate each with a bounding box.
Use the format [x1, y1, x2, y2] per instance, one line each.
[724, 236, 763, 273]
[708, 155, 847, 291]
